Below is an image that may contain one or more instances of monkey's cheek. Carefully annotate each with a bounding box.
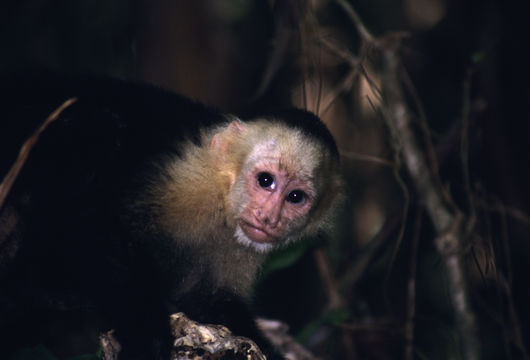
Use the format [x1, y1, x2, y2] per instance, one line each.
[239, 221, 277, 244]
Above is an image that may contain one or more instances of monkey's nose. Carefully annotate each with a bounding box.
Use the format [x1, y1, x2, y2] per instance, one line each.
[262, 213, 280, 228]
[254, 208, 280, 228]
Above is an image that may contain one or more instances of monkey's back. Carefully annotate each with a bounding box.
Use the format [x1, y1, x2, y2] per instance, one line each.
[0, 74, 227, 355]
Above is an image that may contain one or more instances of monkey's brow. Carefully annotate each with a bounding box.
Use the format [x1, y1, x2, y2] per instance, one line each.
[252, 156, 316, 182]
[250, 156, 280, 168]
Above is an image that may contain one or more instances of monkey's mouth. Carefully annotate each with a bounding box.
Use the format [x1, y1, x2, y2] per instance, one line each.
[239, 221, 278, 244]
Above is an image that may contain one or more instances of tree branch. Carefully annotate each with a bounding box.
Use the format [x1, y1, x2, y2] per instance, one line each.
[334, 1, 480, 358]
[0, 98, 77, 211]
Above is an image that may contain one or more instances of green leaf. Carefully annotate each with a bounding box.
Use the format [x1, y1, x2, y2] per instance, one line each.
[296, 308, 351, 343]
[471, 51, 485, 64]
[259, 239, 316, 279]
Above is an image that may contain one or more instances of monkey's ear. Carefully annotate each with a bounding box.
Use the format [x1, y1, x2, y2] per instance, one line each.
[210, 120, 246, 154]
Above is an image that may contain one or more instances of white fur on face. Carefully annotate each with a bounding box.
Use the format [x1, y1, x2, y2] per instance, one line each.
[234, 225, 276, 253]
[228, 120, 339, 254]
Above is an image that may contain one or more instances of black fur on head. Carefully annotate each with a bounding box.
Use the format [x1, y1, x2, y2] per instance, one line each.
[246, 108, 340, 160]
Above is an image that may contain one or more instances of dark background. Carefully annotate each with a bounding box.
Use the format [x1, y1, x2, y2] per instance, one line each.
[1, 0, 529, 359]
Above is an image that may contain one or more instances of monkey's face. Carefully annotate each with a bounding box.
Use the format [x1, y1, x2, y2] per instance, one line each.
[235, 156, 316, 250]
[208, 119, 341, 253]
[230, 129, 329, 253]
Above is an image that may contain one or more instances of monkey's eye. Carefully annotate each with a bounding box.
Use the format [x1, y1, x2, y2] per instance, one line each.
[286, 190, 306, 204]
[257, 172, 276, 189]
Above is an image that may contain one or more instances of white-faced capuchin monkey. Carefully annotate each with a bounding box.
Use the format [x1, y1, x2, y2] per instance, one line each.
[0, 74, 343, 360]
